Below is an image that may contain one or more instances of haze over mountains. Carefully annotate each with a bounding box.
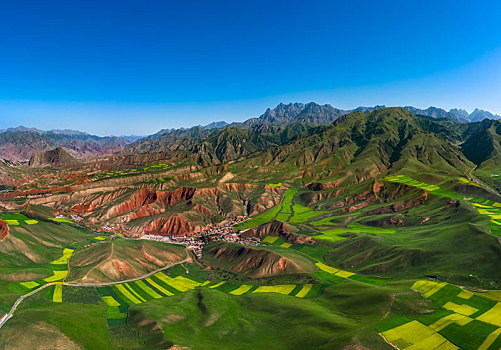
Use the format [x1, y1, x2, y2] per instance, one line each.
[0, 126, 129, 162]
[1, 103, 500, 162]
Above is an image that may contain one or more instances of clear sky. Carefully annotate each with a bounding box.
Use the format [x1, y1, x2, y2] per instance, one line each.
[1, 0, 500, 136]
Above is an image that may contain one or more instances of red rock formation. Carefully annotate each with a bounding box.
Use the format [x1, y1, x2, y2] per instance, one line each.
[72, 190, 126, 214]
[130, 205, 161, 220]
[112, 259, 135, 278]
[263, 185, 282, 194]
[193, 204, 211, 216]
[346, 197, 376, 213]
[195, 187, 222, 198]
[141, 248, 165, 267]
[145, 214, 197, 235]
[253, 204, 266, 214]
[373, 180, 384, 197]
[109, 187, 196, 218]
[0, 220, 9, 240]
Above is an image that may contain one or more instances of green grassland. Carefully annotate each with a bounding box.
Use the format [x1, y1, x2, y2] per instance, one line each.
[49, 217, 73, 223]
[0, 289, 113, 349]
[0, 203, 399, 349]
[0, 219, 91, 286]
[0, 255, 406, 349]
[384, 174, 501, 238]
[234, 185, 401, 246]
[234, 174, 501, 290]
[2, 188, 501, 349]
[127, 281, 398, 350]
[3, 111, 501, 350]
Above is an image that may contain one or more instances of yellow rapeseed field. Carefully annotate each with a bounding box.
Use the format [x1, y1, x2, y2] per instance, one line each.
[253, 284, 296, 295]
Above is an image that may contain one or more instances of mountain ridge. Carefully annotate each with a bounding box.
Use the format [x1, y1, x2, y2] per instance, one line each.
[4, 102, 500, 162]
[126, 102, 500, 156]
[0, 128, 130, 162]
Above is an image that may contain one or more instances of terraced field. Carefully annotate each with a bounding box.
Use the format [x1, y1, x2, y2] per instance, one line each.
[313, 224, 396, 242]
[235, 189, 297, 229]
[236, 186, 400, 245]
[2, 172, 501, 349]
[94, 162, 175, 181]
[236, 188, 358, 230]
[385, 175, 441, 192]
[384, 175, 501, 237]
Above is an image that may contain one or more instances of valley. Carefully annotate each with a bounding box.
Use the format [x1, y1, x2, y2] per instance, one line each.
[3, 1, 501, 347]
[1, 107, 501, 349]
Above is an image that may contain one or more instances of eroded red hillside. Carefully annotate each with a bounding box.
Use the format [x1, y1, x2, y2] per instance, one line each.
[0, 220, 8, 240]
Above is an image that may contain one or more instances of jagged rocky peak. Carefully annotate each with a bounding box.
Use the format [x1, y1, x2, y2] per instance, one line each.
[469, 108, 500, 122]
[449, 108, 469, 119]
[260, 102, 306, 123]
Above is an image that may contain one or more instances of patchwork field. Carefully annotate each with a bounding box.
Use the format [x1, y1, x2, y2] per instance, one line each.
[379, 279, 501, 350]
[260, 235, 389, 286]
[94, 269, 322, 326]
[1, 213, 38, 226]
[235, 188, 297, 229]
[1, 166, 501, 349]
[15, 235, 109, 291]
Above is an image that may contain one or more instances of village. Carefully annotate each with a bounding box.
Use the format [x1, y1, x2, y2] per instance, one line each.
[139, 216, 262, 259]
[51, 213, 263, 259]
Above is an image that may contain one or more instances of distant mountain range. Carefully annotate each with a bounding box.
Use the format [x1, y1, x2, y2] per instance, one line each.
[1, 103, 500, 162]
[127, 103, 501, 155]
[0, 127, 130, 162]
[404, 106, 501, 123]
[243, 103, 500, 126]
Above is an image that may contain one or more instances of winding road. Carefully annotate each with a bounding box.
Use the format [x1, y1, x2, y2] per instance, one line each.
[0, 245, 190, 330]
[467, 166, 500, 196]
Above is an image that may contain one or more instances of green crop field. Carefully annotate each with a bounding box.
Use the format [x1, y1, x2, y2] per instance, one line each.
[235, 189, 297, 229]
[235, 188, 343, 230]
[52, 284, 63, 303]
[379, 279, 501, 349]
[85, 264, 347, 331]
[50, 217, 73, 223]
[314, 228, 348, 242]
[1, 213, 39, 226]
[289, 207, 327, 223]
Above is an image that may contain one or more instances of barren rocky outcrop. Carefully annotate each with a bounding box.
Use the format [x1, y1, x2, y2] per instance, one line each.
[28, 147, 79, 168]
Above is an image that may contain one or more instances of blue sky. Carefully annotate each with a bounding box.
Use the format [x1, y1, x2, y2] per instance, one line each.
[1, 0, 500, 135]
